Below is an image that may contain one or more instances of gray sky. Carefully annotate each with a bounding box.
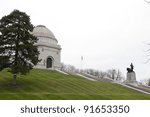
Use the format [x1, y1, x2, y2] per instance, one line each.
[1, 0, 150, 81]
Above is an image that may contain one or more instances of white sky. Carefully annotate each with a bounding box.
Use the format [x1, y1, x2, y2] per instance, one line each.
[1, 0, 150, 81]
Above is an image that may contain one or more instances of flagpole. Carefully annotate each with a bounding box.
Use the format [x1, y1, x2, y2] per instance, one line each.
[81, 56, 83, 72]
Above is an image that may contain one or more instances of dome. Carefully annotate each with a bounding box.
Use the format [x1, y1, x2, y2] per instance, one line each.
[32, 25, 55, 39]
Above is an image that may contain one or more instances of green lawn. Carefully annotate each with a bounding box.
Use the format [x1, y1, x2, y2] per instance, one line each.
[0, 69, 150, 100]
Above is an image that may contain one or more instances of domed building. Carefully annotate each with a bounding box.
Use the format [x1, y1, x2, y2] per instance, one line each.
[32, 25, 61, 69]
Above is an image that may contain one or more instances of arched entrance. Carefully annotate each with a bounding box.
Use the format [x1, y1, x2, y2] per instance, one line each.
[46, 57, 53, 68]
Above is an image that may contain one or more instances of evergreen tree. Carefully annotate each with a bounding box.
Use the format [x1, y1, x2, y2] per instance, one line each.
[0, 10, 40, 85]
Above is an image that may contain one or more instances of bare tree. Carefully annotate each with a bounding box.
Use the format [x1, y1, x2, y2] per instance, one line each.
[116, 69, 124, 81]
[60, 63, 78, 73]
[60, 63, 66, 71]
[139, 78, 150, 86]
[106, 69, 124, 81]
[83, 68, 108, 79]
[83, 69, 95, 76]
[106, 69, 116, 80]
[60, 63, 124, 82]
[98, 71, 106, 79]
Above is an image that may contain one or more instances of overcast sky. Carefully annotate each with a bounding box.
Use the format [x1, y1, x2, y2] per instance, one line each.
[1, 0, 150, 81]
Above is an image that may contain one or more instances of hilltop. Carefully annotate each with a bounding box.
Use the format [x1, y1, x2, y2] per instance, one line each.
[0, 69, 149, 100]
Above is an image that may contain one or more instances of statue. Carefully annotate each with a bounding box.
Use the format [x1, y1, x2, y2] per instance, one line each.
[124, 63, 137, 85]
[127, 63, 134, 73]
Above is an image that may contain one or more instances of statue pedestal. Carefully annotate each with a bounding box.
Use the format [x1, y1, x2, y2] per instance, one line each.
[124, 72, 137, 85]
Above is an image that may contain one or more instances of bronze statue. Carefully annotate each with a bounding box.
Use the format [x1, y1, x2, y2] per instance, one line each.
[127, 63, 134, 73]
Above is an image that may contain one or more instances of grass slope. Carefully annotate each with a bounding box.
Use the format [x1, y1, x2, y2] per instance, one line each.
[0, 69, 150, 100]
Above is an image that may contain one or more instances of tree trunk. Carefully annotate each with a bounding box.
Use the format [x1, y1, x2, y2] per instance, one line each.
[12, 73, 17, 85]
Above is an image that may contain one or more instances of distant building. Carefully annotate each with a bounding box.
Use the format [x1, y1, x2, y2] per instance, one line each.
[32, 25, 61, 69]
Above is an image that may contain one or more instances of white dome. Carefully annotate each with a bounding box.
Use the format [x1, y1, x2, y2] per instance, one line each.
[32, 25, 55, 39]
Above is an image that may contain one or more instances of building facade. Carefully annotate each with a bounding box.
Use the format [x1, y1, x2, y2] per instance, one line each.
[32, 25, 61, 69]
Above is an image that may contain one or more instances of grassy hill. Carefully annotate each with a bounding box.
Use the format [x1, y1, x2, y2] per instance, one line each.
[0, 69, 150, 100]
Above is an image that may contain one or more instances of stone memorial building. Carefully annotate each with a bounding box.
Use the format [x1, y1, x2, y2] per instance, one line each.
[32, 25, 61, 69]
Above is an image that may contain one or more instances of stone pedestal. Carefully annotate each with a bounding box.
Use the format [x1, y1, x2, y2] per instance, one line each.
[124, 72, 137, 85]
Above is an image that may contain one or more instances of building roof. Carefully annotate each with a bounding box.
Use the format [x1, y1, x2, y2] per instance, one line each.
[32, 25, 56, 39]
